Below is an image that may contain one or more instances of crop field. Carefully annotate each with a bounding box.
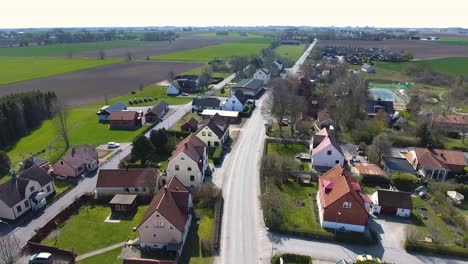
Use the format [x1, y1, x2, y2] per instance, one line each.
[275, 44, 306, 61]
[193, 32, 263, 38]
[435, 37, 468, 46]
[0, 40, 142, 57]
[0, 60, 203, 106]
[376, 57, 468, 76]
[317, 39, 468, 59]
[0, 57, 123, 85]
[150, 42, 270, 62]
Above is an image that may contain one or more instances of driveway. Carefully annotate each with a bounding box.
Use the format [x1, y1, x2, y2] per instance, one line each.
[369, 214, 410, 250]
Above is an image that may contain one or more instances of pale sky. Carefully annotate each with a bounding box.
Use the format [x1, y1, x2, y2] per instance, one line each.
[0, 0, 467, 29]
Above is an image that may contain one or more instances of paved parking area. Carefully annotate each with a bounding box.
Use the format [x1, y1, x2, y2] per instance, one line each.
[369, 214, 412, 250]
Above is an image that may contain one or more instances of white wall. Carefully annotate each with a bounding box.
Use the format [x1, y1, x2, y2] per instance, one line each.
[167, 152, 205, 188]
[167, 84, 180, 95]
[138, 210, 183, 248]
[396, 208, 411, 217]
[253, 70, 270, 85]
[322, 220, 366, 232]
[224, 96, 245, 112]
[0, 200, 16, 220]
[311, 144, 344, 169]
[195, 126, 228, 148]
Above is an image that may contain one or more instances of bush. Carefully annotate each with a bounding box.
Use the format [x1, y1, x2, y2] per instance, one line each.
[360, 175, 390, 188]
[405, 240, 468, 258]
[166, 129, 190, 139]
[200, 238, 214, 256]
[212, 147, 223, 165]
[446, 130, 461, 139]
[388, 133, 421, 147]
[271, 253, 312, 264]
[456, 184, 468, 197]
[390, 173, 419, 191]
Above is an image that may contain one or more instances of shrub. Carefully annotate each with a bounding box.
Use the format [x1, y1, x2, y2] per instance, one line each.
[390, 173, 419, 191]
[360, 175, 390, 188]
[166, 129, 190, 139]
[405, 240, 468, 258]
[200, 238, 214, 256]
[271, 253, 312, 264]
[446, 130, 461, 139]
[456, 184, 468, 197]
[212, 147, 223, 165]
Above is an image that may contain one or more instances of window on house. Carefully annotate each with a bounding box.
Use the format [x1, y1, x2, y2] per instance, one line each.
[46, 186, 51, 192]
[181, 157, 185, 160]
[156, 214, 160, 217]
[214, 142, 219, 147]
[208, 132, 212, 137]
[343, 202, 352, 209]
[125, 187, 130, 192]
[153, 234, 156, 237]
[232, 101, 235, 103]
[170, 225, 174, 229]
[327, 150, 332, 155]
[187, 167, 192, 171]
[335, 160, 339, 164]
[60, 160, 64, 165]
[162, 179, 166, 185]
[142, 188, 147, 192]
[17, 205, 22, 213]
[29, 186, 35, 192]
[24, 200, 29, 207]
[175, 165, 179, 171]
[190, 175, 195, 181]
[156, 221, 164, 228]
[134, 188, 139, 192]
[202, 132, 206, 136]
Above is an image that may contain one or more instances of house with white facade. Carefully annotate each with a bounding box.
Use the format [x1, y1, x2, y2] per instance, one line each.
[166, 134, 208, 188]
[0, 165, 55, 220]
[167, 81, 181, 95]
[95, 168, 161, 198]
[371, 189, 412, 217]
[195, 114, 229, 148]
[253, 68, 271, 85]
[96, 102, 127, 122]
[310, 128, 345, 172]
[224, 90, 248, 112]
[137, 176, 192, 255]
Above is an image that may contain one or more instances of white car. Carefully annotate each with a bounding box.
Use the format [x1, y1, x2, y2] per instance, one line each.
[29, 252, 53, 264]
[107, 142, 120, 149]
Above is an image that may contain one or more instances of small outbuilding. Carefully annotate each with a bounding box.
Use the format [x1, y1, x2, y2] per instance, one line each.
[181, 117, 199, 132]
[447, 191, 464, 205]
[109, 194, 138, 214]
[371, 189, 413, 217]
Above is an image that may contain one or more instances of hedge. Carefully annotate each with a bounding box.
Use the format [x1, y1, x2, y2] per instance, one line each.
[269, 227, 376, 245]
[271, 253, 312, 264]
[213, 147, 223, 165]
[240, 103, 256, 118]
[167, 129, 191, 139]
[405, 240, 468, 258]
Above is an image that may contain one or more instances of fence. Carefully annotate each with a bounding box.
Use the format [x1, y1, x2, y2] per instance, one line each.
[26, 242, 76, 264]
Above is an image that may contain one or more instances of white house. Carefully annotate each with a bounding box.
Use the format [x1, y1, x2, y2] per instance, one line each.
[96, 102, 127, 122]
[137, 177, 192, 255]
[271, 60, 284, 76]
[371, 189, 412, 217]
[361, 64, 376, 73]
[310, 128, 345, 171]
[224, 90, 248, 112]
[166, 81, 181, 95]
[0, 165, 55, 220]
[253, 68, 271, 85]
[195, 113, 229, 148]
[95, 168, 161, 198]
[166, 134, 208, 188]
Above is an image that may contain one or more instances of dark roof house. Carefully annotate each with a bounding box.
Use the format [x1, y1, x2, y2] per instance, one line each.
[145, 101, 169, 123]
[192, 97, 221, 110]
[382, 156, 416, 174]
[231, 78, 264, 97]
[367, 99, 395, 118]
[181, 117, 199, 132]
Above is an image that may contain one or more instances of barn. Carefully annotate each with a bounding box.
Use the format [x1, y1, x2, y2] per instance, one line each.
[371, 189, 413, 217]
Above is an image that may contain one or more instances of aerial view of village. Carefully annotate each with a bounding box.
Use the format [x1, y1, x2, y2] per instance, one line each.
[0, 1, 467, 264]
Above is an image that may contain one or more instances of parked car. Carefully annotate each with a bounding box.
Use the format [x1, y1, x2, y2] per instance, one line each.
[29, 252, 54, 264]
[181, 92, 189, 96]
[356, 255, 381, 263]
[107, 142, 120, 149]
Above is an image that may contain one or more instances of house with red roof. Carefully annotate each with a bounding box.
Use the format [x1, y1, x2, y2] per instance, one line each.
[317, 165, 369, 232]
[52, 145, 98, 178]
[310, 128, 345, 172]
[431, 113, 468, 133]
[407, 147, 467, 181]
[166, 134, 208, 188]
[109, 110, 142, 130]
[137, 177, 192, 255]
[95, 168, 161, 198]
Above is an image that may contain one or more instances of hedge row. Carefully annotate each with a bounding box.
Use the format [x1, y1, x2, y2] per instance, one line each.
[271, 253, 312, 264]
[212, 147, 223, 165]
[240, 103, 256, 118]
[405, 240, 468, 258]
[167, 129, 191, 139]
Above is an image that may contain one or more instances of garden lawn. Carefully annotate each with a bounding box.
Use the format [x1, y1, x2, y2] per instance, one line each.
[108, 85, 192, 106]
[0, 57, 123, 85]
[267, 143, 307, 157]
[0, 40, 142, 57]
[77, 247, 122, 264]
[275, 45, 306, 62]
[151, 42, 269, 62]
[42, 205, 148, 255]
[179, 208, 214, 264]
[170, 112, 202, 131]
[211, 84, 232, 97]
[54, 180, 73, 198]
[434, 37, 468, 47]
[442, 137, 468, 151]
[376, 58, 468, 76]
[182, 67, 232, 78]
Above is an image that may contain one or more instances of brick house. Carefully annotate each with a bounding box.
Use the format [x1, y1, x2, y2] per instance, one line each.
[109, 111, 142, 130]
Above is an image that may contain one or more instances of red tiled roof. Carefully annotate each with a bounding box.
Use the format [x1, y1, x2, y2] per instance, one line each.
[170, 134, 206, 170]
[138, 177, 190, 231]
[96, 169, 160, 188]
[432, 114, 468, 126]
[109, 111, 139, 121]
[415, 147, 466, 169]
[354, 163, 385, 176]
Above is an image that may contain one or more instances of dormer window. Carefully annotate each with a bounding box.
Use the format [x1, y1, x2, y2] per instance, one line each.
[60, 160, 64, 165]
[343, 202, 352, 209]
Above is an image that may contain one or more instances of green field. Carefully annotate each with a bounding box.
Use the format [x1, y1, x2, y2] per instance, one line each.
[0, 57, 123, 85]
[434, 37, 468, 47]
[151, 42, 270, 62]
[193, 32, 263, 38]
[0, 40, 142, 57]
[275, 45, 306, 62]
[376, 57, 468, 76]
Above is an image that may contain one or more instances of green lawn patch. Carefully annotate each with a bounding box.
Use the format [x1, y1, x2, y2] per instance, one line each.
[77, 247, 122, 264]
[109, 85, 192, 106]
[411, 197, 455, 242]
[179, 209, 214, 264]
[0, 57, 123, 85]
[182, 67, 232, 78]
[434, 37, 468, 47]
[376, 57, 468, 76]
[170, 112, 201, 131]
[267, 143, 307, 157]
[54, 180, 73, 198]
[42, 204, 147, 255]
[151, 42, 269, 62]
[0, 40, 142, 57]
[275, 45, 306, 62]
[211, 84, 232, 97]
[442, 137, 468, 151]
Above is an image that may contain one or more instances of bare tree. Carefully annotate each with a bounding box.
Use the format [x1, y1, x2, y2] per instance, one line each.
[167, 70, 176, 82]
[368, 133, 392, 164]
[262, 79, 291, 137]
[145, 170, 160, 197]
[0, 235, 22, 264]
[54, 102, 71, 150]
[198, 66, 212, 93]
[126, 50, 132, 61]
[98, 49, 106, 60]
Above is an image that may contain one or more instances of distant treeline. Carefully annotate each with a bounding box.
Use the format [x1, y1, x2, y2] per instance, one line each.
[279, 28, 411, 42]
[142, 31, 178, 41]
[0, 91, 57, 149]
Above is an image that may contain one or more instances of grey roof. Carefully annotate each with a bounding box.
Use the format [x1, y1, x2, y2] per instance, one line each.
[382, 156, 416, 173]
[367, 100, 395, 116]
[19, 165, 53, 186]
[232, 79, 263, 91]
[192, 97, 221, 108]
[377, 189, 413, 209]
[146, 101, 168, 116]
[97, 102, 127, 115]
[110, 194, 137, 205]
[232, 90, 248, 105]
[32, 157, 48, 167]
[60, 145, 98, 169]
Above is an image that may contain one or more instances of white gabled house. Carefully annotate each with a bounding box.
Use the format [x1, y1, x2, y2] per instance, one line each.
[310, 128, 345, 171]
[167, 81, 181, 95]
[224, 90, 248, 112]
[195, 113, 230, 148]
[253, 68, 271, 85]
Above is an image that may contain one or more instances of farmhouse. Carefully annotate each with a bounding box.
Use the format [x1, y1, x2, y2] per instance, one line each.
[166, 134, 208, 188]
[231, 78, 264, 97]
[382, 156, 416, 175]
[181, 118, 199, 132]
[310, 128, 345, 171]
[317, 165, 369, 232]
[195, 114, 229, 148]
[371, 189, 413, 217]
[52, 145, 98, 178]
[95, 168, 161, 198]
[407, 147, 467, 181]
[0, 165, 55, 220]
[109, 111, 142, 130]
[253, 68, 271, 85]
[96, 102, 127, 122]
[224, 90, 248, 112]
[431, 113, 468, 133]
[145, 101, 169, 123]
[137, 176, 192, 254]
[201, 109, 241, 123]
[192, 97, 221, 112]
[366, 99, 395, 119]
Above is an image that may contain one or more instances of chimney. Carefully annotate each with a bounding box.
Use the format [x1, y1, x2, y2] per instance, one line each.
[164, 185, 168, 193]
[184, 142, 188, 148]
[71, 148, 76, 157]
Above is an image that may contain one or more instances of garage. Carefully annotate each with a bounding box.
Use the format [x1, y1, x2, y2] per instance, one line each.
[380, 207, 397, 215]
[371, 189, 413, 217]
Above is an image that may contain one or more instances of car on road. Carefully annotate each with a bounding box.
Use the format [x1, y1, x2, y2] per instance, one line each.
[356, 254, 381, 263]
[107, 142, 120, 149]
[29, 252, 54, 264]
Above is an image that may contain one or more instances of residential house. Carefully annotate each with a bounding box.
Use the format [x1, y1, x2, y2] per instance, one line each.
[176, 75, 199, 93]
[21, 157, 50, 172]
[192, 97, 221, 112]
[371, 189, 412, 217]
[0, 165, 54, 220]
[361, 64, 376, 73]
[166, 81, 181, 95]
[137, 176, 192, 255]
[253, 68, 271, 85]
[310, 128, 345, 171]
[145, 101, 169, 123]
[201, 109, 241, 123]
[95, 168, 161, 198]
[166, 134, 208, 188]
[366, 99, 395, 119]
[96, 102, 127, 122]
[231, 79, 264, 97]
[52, 145, 99, 178]
[195, 114, 229, 148]
[382, 156, 416, 175]
[224, 90, 248, 112]
[109, 111, 142, 130]
[407, 147, 467, 181]
[271, 60, 284, 77]
[181, 118, 199, 132]
[317, 165, 369, 232]
[317, 108, 333, 129]
[431, 113, 468, 133]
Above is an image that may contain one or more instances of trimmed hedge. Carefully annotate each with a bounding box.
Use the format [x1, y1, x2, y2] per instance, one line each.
[213, 147, 223, 165]
[405, 240, 468, 258]
[240, 103, 256, 118]
[271, 253, 312, 264]
[167, 129, 191, 139]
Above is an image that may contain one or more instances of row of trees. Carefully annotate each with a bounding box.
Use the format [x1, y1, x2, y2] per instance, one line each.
[142, 31, 178, 41]
[130, 128, 177, 165]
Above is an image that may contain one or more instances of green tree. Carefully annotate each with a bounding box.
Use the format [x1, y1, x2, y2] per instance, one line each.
[390, 173, 419, 191]
[131, 135, 153, 165]
[0, 151, 11, 176]
[150, 128, 169, 154]
[417, 121, 433, 147]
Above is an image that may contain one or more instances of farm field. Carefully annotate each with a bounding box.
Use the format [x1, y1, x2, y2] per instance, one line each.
[435, 37, 468, 47]
[0, 40, 143, 57]
[192, 32, 263, 38]
[317, 39, 468, 59]
[376, 57, 468, 76]
[0, 60, 203, 106]
[0, 57, 123, 85]
[275, 44, 306, 62]
[150, 42, 270, 62]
